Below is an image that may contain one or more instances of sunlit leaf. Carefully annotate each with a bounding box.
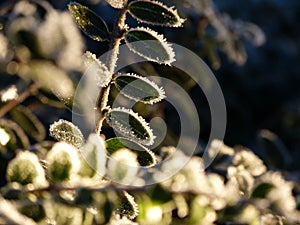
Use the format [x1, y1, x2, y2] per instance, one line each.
[106, 137, 156, 167]
[117, 191, 139, 219]
[0, 119, 29, 155]
[68, 2, 109, 41]
[114, 73, 165, 104]
[49, 119, 84, 149]
[124, 27, 175, 65]
[18, 60, 75, 103]
[6, 151, 47, 186]
[79, 133, 106, 178]
[104, 0, 127, 9]
[46, 142, 80, 182]
[10, 105, 46, 142]
[106, 148, 139, 184]
[105, 107, 155, 145]
[128, 0, 185, 27]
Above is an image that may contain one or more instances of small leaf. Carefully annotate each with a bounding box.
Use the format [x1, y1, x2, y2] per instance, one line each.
[105, 107, 155, 145]
[128, 0, 185, 27]
[124, 27, 175, 65]
[104, 0, 127, 9]
[46, 142, 80, 182]
[106, 148, 139, 184]
[117, 191, 139, 219]
[106, 137, 156, 167]
[6, 151, 47, 186]
[49, 119, 84, 149]
[83, 51, 111, 87]
[114, 73, 165, 104]
[251, 182, 274, 198]
[0, 119, 29, 154]
[79, 133, 106, 178]
[68, 2, 109, 41]
[10, 105, 46, 142]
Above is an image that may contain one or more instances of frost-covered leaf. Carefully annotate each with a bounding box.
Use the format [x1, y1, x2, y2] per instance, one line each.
[105, 107, 155, 145]
[104, 0, 127, 9]
[0, 119, 29, 154]
[6, 151, 47, 186]
[106, 137, 156, 167]
[106, 148, 139, 184]
[79, 133, 106, 178]
[124, 27, 175, 65]
[46, 142, 80, 182]
[114, 73, 165, 104]
[10, 105, 46, 142]
[68, 2, 109, 41]
[0, 85, 18, 103]
[117, 192, 139, 219]
[49, 119, 84, 149]
[83, 51, 111, 87]
[128, 0, 185, 27]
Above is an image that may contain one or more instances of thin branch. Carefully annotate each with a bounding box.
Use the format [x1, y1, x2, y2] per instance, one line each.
[96, 5, 128, 135]
[0, 83, 40, 118]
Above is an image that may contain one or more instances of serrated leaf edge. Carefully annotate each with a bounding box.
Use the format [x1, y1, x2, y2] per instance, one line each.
[125, 27, 175, 65]
[106, 107, 155, 146]
[128, 0, 186, 27]
[115, 73, 165, 104]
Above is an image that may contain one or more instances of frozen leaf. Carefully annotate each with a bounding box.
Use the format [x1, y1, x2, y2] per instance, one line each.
[128, 0, 185, 27]
[6, 151, 47, 186]
[46, 142, 80, 182]
[104, 0, 127, 9]
[49, 119, 84, 149]
[114, 73, 165, 104]
[79, 133, 106, 177]
[117, 192, 139, 219]
[83, 51, 111, 87]
[106, 148, 139, 184]
[124, 27, 175, 65]
[105, 107, 155, 145]
[106, 137, 156, 167]
[68, 2, 109, 41]
[10, 105, 46, 142]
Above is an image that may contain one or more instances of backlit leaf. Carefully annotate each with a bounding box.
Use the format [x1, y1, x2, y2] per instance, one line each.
[105, 107, 155, 145]
[49, 119, 84, 149]
[68, 2, 109, 41]
[128, 0, 185, 27]
[124, 27, 175, 65]
[104, 0, 127, 9]
[114, 73, 165, 104]
[106, 137, 156, 167]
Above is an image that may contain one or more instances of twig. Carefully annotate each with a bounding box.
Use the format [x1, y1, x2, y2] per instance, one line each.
[0, 83, 40, 118]
[96, 4, 128, 135]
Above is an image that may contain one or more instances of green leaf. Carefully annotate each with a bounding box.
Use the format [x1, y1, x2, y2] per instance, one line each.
[124, 27, 175, 65]
[106, 137, 156, 167]
[19, 202, 46, 222]
[6, 151, 47, 186]
[79, 134, 106, 178]
[104, 0, 127, 9]
[0, 119, 29, 154]
[46, 142, 80, 182]
[18, 60, 75, 103]
[49, 119, 84, 149]
[117, 191, 139, 219]
[10, 105, 46, 142]
[105, 107, 155, 145]
[128, 0, 185, 27]
[68, 2, 109, 41]
[114, 73, 165, 104]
